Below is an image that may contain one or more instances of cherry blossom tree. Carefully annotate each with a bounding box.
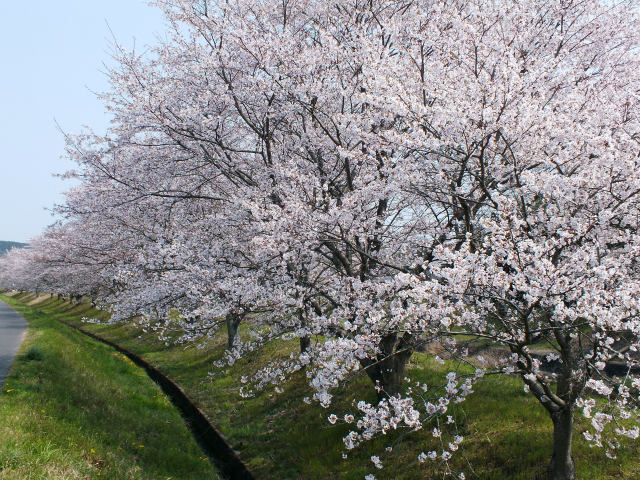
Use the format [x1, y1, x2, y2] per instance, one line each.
[382, 0, 640, 478]
[2, 1, 639, 479]
[0, 244, 34, 292]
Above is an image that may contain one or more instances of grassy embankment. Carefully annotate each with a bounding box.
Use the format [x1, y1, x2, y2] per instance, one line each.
[4, 291, 640, 479]
[0, 293, 219, 480]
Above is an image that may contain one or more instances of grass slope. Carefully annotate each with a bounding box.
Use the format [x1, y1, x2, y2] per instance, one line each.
[5, 292, 640, 479]
[0, 294, 219, 480]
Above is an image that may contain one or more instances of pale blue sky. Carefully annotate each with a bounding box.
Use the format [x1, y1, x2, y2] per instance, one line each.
[0, 1, 168, 242]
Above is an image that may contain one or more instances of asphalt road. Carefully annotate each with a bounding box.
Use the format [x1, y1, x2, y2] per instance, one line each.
[0, 301, 28, 387]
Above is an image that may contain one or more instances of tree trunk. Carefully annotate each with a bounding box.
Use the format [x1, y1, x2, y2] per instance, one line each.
[549, 408, 576, 480]
[296, 308, 311, 354]
[380, 361, 406, 398]
[300, 335, 311, 353]
[362, 356, 408, 400]
[361, 333, 414, 400]
[226, 312, 243, 349]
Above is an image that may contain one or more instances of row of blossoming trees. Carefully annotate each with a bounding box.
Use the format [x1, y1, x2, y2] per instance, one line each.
[2, 1, 640, 478]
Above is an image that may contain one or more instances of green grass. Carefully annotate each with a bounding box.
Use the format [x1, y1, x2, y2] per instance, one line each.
[4, 292, 640, 479]
[0, 294, 220, 480]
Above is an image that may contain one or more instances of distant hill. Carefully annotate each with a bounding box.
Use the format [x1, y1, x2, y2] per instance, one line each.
[0, 241, 27, 256]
